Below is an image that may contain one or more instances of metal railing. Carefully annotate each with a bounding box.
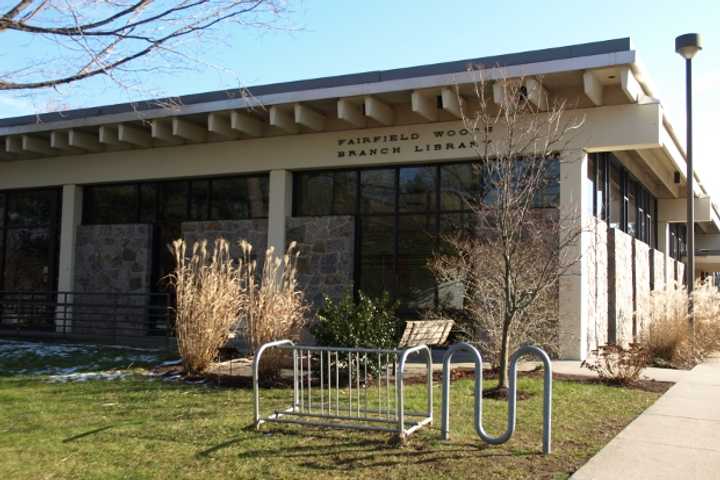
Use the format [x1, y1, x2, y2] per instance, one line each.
[253, 340, 433, 439]
[441, 342, 553, 455]
[0, 290, 173, 347]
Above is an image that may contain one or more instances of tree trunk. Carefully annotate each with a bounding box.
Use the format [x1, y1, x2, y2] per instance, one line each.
[497, 320, 511, 390]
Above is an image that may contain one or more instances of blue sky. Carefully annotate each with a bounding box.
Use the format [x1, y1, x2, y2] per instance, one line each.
[1, 0, 719, 196]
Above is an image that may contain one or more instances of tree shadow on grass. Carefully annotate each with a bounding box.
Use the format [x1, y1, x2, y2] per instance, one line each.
[196, 426, 543, 472]
[62, 425, 115, 443]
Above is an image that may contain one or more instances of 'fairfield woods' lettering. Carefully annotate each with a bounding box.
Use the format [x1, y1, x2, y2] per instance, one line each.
[336, 128, 482, 158]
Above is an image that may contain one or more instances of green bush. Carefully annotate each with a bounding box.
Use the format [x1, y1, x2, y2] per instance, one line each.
[311, 291, 401, 349]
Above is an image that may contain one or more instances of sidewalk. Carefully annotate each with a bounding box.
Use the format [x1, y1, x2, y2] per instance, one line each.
[572, 354, 720, 480]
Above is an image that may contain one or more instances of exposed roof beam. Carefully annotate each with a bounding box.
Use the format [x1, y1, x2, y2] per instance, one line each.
[337, 98, 365, 127]
[411, 90, 438, 121]
[583, 71, 603, 106]
[172, 118, 207, 142]
[364, 96, 393, 125]
[150, 119, 180, 144]
[620, 67, 642, 103]
[118, 124, 152, 147]
[98, 126, 121, 145]
[50, 131, 83, 152]
[69, 129, 103, 152]
[20, 135, 54, 155]
[230, 111, 264, 137]
[269, 106, 298, 133]
[440, 87, 462, 118]
[294, 103, 325, 131]
[5, 136, 22, 154]
[208, 113, 239, 139]
[524, 78, 549, 110]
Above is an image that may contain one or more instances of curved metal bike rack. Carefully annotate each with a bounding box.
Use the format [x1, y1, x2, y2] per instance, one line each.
[440, 342, 553, 455]
[253, 340, 433, 439]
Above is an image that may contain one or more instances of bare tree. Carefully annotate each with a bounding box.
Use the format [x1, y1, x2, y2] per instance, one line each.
[429, 70, 584, 392]
[0, 1, 291, 94]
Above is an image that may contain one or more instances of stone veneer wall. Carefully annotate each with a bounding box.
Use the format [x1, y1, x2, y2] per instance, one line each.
[607, 228, 635, 346]
[586, 218, 609, 352]
[73, 224, 154, 336]
[181, 219, 268, 258]
[286, 216, 355, 309]
[634, 239, 651, 336]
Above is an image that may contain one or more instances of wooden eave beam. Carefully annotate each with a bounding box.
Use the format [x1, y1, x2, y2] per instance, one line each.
[440, 88, 462, 118]
[68, 129, 103, 152]
[363, 96, 393, 125]
[98, 126, 121, 145]
[337, 98, 365, 127]
[118, 124, 152, 147]
[411, 90, 438, 121]
[230, 111, 264, 137]
[269, 106, 298, 133]
[21, 135, 55, 155]
[208, 113, 239, 139]
[583, 71, 604, 106]
[172, 118, 207, 142]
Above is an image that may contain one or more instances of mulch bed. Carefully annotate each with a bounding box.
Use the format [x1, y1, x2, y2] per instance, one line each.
[148, 361, 674, 395]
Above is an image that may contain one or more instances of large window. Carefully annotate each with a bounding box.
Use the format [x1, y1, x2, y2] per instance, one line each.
[0, 188, 61, 292]
[83, 175, 269, 290]
[588, 153, 657, 248]
[294, 158, 560, 312]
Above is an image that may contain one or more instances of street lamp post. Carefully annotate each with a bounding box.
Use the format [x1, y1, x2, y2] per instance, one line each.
[675, 33, 701, 321]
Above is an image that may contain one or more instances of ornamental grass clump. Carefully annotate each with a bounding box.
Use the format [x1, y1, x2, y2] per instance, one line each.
[169, 238, 243, 375]
[241, 240, 308, 354]
[643, 279, 720, 368]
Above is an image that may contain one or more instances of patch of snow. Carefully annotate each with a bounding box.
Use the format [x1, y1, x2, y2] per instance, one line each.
[48, 370, 129, 383]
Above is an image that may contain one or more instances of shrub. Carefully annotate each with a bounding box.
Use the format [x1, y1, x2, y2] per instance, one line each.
[311, 291, 401, 349]
[581, 343, 649, 385]
[643, 279, 720, 368]
[168, 239, 243, 375]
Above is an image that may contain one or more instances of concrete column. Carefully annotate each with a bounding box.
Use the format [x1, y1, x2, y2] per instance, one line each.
[56, 184, 82, 332]
[267, 170, 292, 258]
[559, 150, 590, 360]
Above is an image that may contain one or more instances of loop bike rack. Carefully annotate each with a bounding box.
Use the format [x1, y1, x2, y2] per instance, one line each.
[441, 342, 553, 455]
[253, 340, 433, 439]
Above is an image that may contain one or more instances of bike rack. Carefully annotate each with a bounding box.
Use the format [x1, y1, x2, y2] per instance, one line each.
[253, 339, 433, 439]
[440, 342, 553, 455]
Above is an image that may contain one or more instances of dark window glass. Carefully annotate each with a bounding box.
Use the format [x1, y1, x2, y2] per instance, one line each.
[211, 178, 249, 220]
[7, 189, 57, 227]
[440, 163, 481, 211]
[159, 182, 188, 223]
[190, 180, 210, 221]
[535, 157, 560, 208]
[399, 166, 435, 212]
[3, 228, 51, 290]
[597, 155, 606, 220]
[84, 185, 138, 224]
[360, 169, 395, 214]
[295, 172, 333, 216]
[627, 181, 637, 238]
[246, 176, 269, 219]
[359, 216, 395, 297]
[396, 214, 436, 308]
[139, 183, 157, 223]
[0, 192, 5, 228]
[332, 171, 357, 215]
[609, 163, 622, 230]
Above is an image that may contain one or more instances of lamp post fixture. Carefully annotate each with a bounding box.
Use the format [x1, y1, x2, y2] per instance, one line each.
[675, 33, 701, 320]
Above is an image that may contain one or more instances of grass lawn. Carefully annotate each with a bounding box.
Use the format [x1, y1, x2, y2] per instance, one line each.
[0, 340, 663, 480]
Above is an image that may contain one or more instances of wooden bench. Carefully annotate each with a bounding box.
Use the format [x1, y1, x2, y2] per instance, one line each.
[398, 320, 454, 348]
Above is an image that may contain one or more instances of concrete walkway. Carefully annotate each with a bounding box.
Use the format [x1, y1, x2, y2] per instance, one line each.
[572, 354, 720, 480]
